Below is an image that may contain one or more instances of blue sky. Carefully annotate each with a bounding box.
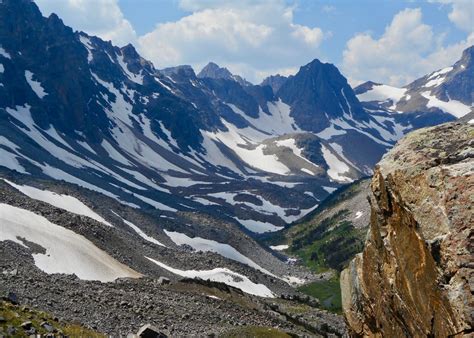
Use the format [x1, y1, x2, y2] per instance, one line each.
[35, 0, 474, 86]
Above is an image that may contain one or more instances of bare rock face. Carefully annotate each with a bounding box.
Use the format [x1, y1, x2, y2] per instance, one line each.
[341, 122, 473, 337]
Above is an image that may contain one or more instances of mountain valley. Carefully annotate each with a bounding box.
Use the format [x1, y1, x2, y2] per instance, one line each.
[0, 0, 473, 336]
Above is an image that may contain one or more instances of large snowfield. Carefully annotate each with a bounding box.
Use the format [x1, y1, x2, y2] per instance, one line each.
[0, 203, 141, 282]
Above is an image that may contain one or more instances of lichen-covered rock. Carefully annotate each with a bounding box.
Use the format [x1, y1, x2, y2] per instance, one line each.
[341, 122, 473, 337]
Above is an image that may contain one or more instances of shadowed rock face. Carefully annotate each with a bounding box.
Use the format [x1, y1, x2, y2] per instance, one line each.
[341, 122, 473, 337]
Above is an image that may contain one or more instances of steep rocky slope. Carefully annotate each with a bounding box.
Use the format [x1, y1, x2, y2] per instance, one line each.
[341, 122, 473, 337]
[0, 0, 414, 235]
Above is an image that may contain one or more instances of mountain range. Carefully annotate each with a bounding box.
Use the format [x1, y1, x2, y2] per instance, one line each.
[0, 1, 473, 334]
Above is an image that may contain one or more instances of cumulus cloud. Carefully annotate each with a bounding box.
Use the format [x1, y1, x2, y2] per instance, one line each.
[35, 0, 137, 46]
[429, 0, 474, 32]
[138, 0, 325, 83]
[342, 8, 474, 86]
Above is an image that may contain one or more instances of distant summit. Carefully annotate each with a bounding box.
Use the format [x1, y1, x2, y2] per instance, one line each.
[198, 62, 252, 87]
[261, 74, 288, 94]
[356, 45, 473, 121]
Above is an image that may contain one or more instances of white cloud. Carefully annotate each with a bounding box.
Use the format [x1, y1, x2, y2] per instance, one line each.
[342, 8, 474, 86]
[138, 0, 326, 83]
[35, 0, 137, 46]
[429, 0, 474, 32]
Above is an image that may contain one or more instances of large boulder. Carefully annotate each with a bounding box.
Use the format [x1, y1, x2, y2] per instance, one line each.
[137, 324, 167, 338]
[341, 122, 473, 337]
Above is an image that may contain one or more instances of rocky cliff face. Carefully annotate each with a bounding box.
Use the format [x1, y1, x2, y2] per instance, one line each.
[341, 122, 473, 337]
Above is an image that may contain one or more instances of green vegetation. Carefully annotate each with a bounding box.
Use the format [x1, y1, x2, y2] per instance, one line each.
[289, 209, 365, 272]
[0, 301, 105, 337]
[298, 278, 342, 313]
[265, 180, 371, 315]
[222, 326, 293, 337]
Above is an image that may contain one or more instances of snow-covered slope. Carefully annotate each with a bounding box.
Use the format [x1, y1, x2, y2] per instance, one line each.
[0, 0, 411, 236]
[355, 46, 473, 123]
[0, 203, 141, 282]
[0, 0, 468, 301]
[3, 179, 113, 227]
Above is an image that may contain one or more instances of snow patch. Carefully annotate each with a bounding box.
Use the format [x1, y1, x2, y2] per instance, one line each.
[165, 230, 276, 277]
[421, 92, 471, 118]
[118, 53, 144, 84]
[270, 245, 289, 251]
[3, 180, 113, 227]
[316, 124, 347, 140]
[357, 84, 406, 109]
[0, 203, 141, 282]
[113, 212, 166, 247]
[0, 46, 11, 59]
[233, 217, 283, 233]
[321, 145, 352, 183]
[428, 67, 453, 80]
[25, 70, 47, 98]
[0, 137, 27, 174]
[79, 35, 94, 62]
[146, 256, 274, 297]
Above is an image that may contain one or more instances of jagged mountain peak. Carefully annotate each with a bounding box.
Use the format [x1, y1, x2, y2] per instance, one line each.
[198, 61, 231, 78]
[160, 65, 196, 78]
[0, 0, 431, 239]
[261, 74, 288, 94]
[277, 58, 369, 132]
[198, 61, 251, 86]
[353, 81, 382, 95]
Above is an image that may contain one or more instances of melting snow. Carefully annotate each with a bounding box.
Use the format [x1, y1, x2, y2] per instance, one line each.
[322, 186, 337, 194]
[118, 53, 144, 84]
[421, 92, 471, 118]
[25, 70, 47, 98]
[233, 217, 283, 233]
[0, 203, 141, 282]
[101, 140, 134, 166]
[112, 212, 166, 247]
[425, 77, 445, 88]
[270, 245, 289, 251]
[0, 136, 27, 174]
[146, 256, 275, 297]
[133, 194, 177, 212]
[0, 46, 11, 59]
[3, 180, 113, 227]
[321, 145, 352, 183]
[357, 84, 406, 109]
[316, 124, 347, 140]
[79, 35, 94, 62]
[227, 100, 299, 136]
[275, 138, 317, 167]
[354, 211, 363, 219]
[428, 67, 453, 80]
[206, 121, 290, 175]
[165, 230, 276, 277]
